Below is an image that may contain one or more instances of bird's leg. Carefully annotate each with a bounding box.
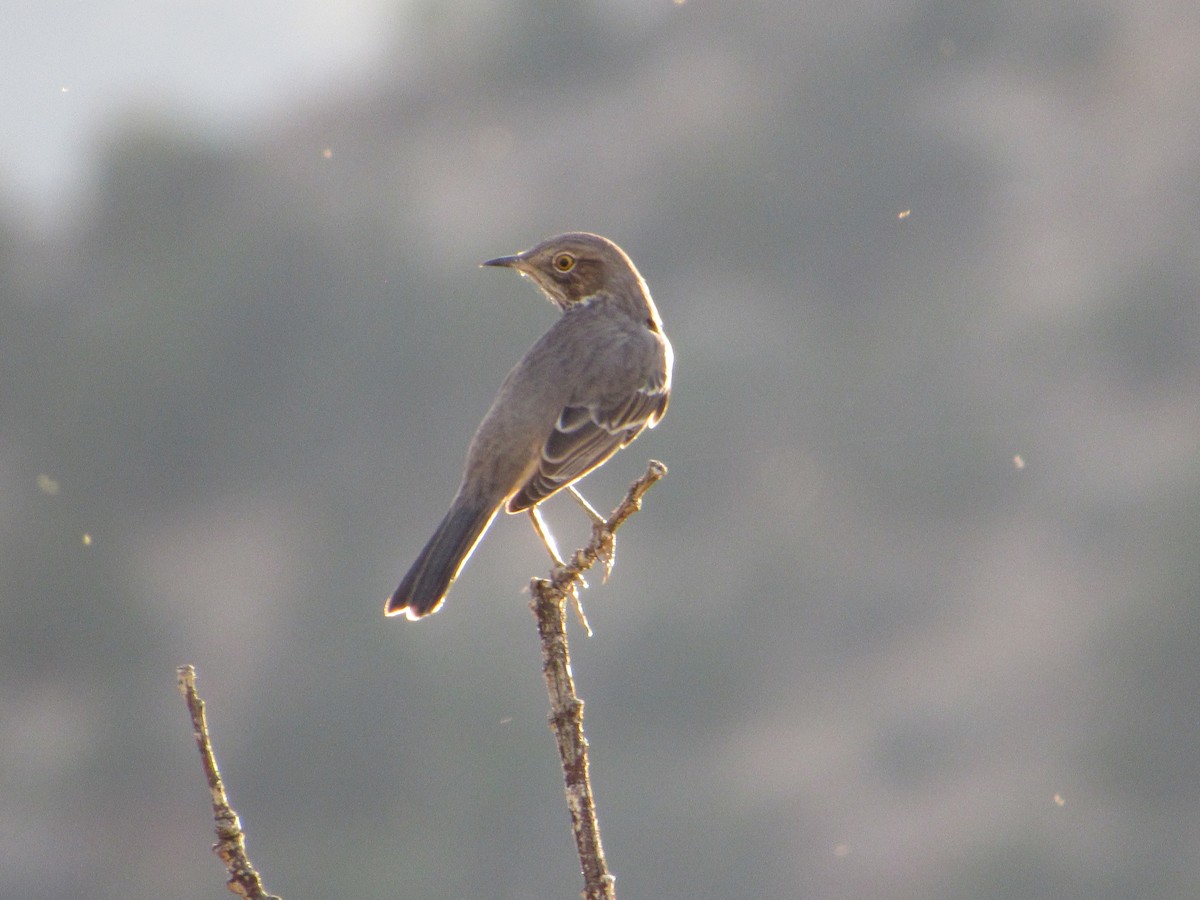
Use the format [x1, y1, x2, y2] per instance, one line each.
[567, 484, 605, 525]
[568, 485, 616, 582]
[528, 505, 593, 635]
[528, 505, 565, 567]
[528, 505, 591, 589]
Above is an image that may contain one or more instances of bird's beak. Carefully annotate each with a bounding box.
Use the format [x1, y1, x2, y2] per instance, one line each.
[481, 253, 522, 269]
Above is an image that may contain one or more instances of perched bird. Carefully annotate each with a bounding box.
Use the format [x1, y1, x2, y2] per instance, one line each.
[386, 232, 673, 620]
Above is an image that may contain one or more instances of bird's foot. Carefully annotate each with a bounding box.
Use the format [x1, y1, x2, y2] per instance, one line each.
[568, 486, 615, 582]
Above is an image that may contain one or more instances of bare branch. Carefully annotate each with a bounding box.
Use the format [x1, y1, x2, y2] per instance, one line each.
[177, 666, 281, 900]
[530, 459, 667, 900]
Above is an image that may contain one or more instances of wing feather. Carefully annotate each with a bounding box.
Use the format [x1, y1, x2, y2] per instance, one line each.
[507, 385, 668, 512]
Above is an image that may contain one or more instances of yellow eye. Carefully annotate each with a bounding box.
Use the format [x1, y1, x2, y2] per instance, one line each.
[553, 253, 576, 272]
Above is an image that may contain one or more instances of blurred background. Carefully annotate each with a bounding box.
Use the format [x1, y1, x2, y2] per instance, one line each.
[4, 1, 1199, 897]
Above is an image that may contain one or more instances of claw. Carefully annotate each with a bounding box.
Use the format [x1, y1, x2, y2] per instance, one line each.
[569, 588, 594, 636]
[569, 485, 616, 582]
[594, 526, 616, 583]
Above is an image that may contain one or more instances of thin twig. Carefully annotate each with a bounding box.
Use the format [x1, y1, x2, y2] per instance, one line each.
[177, 665, 281, 900]
[530, 459, 667, 900]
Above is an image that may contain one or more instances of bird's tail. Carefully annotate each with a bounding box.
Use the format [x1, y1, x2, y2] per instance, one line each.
[386, 496, 498, 619]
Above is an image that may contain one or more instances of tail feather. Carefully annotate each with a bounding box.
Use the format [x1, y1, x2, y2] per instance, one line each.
[386, 497, 498, 619]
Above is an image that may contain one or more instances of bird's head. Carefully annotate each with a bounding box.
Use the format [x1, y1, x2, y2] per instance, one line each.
[482, 232, 645, 310]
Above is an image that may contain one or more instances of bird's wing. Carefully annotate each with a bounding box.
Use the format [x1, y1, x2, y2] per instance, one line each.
[506, 384, 669, 512]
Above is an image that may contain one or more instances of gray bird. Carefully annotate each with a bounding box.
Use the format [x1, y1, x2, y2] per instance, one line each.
[387, 232, 673, 619]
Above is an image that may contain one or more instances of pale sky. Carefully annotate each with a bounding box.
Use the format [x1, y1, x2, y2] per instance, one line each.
[2, 0, 398, 222]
